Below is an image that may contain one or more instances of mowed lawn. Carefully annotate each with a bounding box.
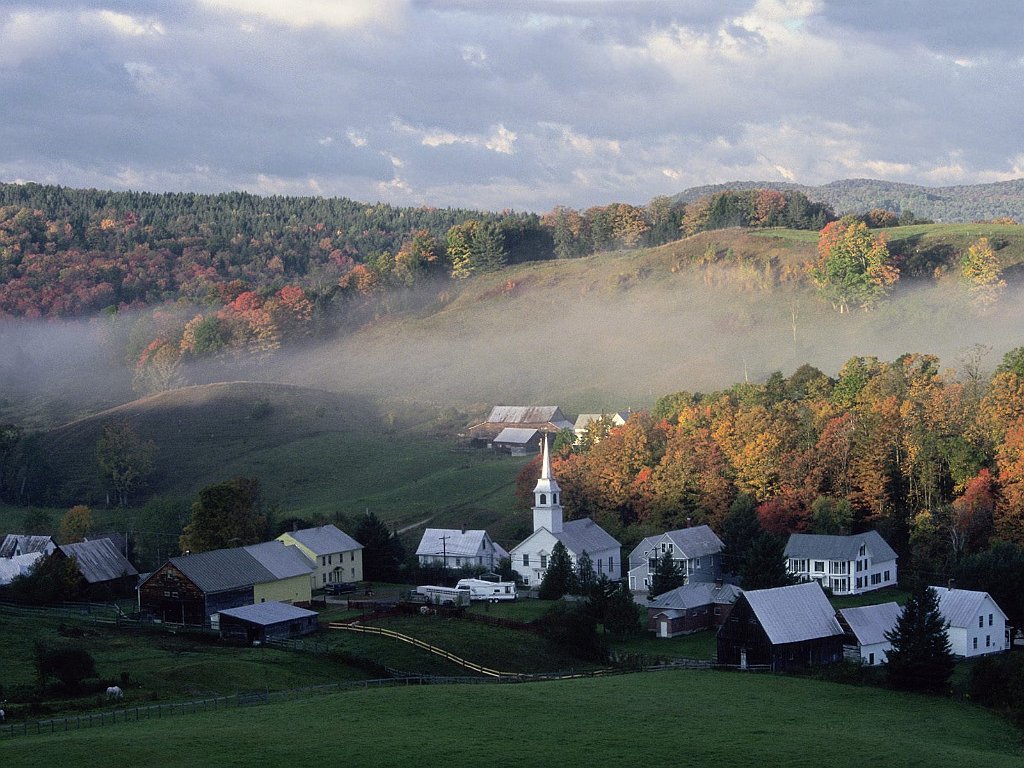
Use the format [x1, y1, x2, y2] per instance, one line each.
[8, 670, 1023, 768]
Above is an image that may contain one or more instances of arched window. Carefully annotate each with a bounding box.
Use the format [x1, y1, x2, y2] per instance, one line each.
[539, 493, 547, 505]
[553, 493, 558, 504]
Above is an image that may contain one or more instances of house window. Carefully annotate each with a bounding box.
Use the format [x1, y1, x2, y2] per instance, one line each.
[986, 635, 991, 647]
[608, 557, 614, 571]
[714, 607, 721, 615]
[813, 561, 825, 572]
[695, 557, 701, 570]
[455, 558, 461, 566]
[322, 574, 326, 584]
[989, 613, 993, 626]
[328, 554, 333, 565]
[540, 555, 547, 569]
[661, 542, 667, 552]
[979, 616, 984, 628]
[868, 653, 875, 664]
[351, 568, 355, 576]
[884, 570, 890, 581]
[859, 544, 866, 557]
[973, 637, 978, 650]
[856, 577, 862, 589]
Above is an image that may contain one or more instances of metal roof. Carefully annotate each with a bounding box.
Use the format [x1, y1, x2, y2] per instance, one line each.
[59, 539, 138, 583]
[416, 528, 497, 558]
[483, 405, 569, 425]
[743, 581, 844, 645]
[218, 601, 318, 626]
[168, 548, 275, 593]
[628, 526, 724, 567]
[628, 536, 662, 568]
[286, 525, 363, 556]
[929, 586, 1007, 629]
[244, 541, 315, 579]
[784, 530, 898, 563]
[557, 518, 620, 556]
[0, 534, 56, 558]
[0, 552, 42, 585]
[493, 427, 540, 445]
[648, 581, 742, 610]
[838, 602, 902, 646]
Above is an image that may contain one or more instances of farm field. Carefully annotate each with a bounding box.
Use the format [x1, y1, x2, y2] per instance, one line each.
[6, 669, 1022, 767]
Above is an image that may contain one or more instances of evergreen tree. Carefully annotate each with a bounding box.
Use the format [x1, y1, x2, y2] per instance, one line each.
[740, 533, 796, 590]
[648, 549, 686, 599]
[575, 550, 594, 596]
[884, 583, 955, 693]
[720, 493, 760, 576]
[604, 583, 642, 639]
[539, 541, 577, 600]
[354, 511, 405, 583]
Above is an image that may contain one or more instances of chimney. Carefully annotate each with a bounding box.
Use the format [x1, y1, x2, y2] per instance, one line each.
[461, 523, 467, 535]
[948, 578, 955, 591]
[714, 577, 724, 589]
[686, 517, 692, 528]
[292, 520, 298, 532]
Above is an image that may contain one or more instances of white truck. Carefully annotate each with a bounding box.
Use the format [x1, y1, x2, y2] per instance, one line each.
[455, 578, 518, 602]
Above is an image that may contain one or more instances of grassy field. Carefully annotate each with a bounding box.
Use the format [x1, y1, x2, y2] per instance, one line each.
[6, 669, 1022, 767]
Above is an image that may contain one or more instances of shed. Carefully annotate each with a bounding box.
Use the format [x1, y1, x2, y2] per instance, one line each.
[56, 539, 138, 597]
[837, 602, 902, 665]
[218, 601, 319, 644]
[492, 427, 541, 455]
[717, 581, 844, 671]
[646, 581, 742, 637]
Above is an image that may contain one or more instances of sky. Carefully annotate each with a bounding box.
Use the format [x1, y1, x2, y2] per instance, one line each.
[1, 0, 1022, 212]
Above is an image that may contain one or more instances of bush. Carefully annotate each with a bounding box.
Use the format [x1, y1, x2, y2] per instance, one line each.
[969, 652, 1024, 721]
[33, 643, 98, 692]
[537, 602, 607, 663]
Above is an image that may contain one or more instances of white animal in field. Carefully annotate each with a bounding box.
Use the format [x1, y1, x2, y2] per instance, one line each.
[106, 686, 123, 700]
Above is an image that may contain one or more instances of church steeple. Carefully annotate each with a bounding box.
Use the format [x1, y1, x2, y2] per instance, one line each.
[532, 434, 563, 533]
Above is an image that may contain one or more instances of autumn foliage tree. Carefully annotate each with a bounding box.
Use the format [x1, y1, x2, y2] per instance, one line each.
[96, 421, 156, 507]
[812, 217, 899, 312]
[960, 236, 1006, 309]
[179, 477, 268, 554]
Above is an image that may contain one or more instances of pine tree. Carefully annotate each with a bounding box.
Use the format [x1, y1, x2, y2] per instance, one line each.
[604, 583, 642, 639]
[884, 583, 956, 693]
[539, 541, 577, 600]
[740, 533, 796, 590]
[648, 549, 686, 599]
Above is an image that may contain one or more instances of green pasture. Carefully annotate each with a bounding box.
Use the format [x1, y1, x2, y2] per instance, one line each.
[7, 669, 1022, 767]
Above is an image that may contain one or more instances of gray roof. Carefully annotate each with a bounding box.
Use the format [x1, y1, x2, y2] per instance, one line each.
[838, 602, 902, 646]
[0, 534, 56, 558]
[416, 528, 498, 558]
[648, 581, 742, 611]
[166, 548, 276, 593]
[244, 541, 315, 579]
[59, 539, 138, 584]
[493, 427, 540, 445]
[574, 413, 627, 430]
[744, 582, 844, 645]
[218, 601, 318, 626]
[483, 405, 569, 426]
[0, 552, 43, 585]
[784, 530, 898, 563]
[286, 525, 363, 556]
[929, 586, 1007, 628]
[628, 526, 724, 567]
[557, 518, 620, 556]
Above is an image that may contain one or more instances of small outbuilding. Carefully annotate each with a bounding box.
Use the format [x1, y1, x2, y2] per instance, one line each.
[218, 601, 319, 644]
[837, 602, 902, 666]
[55, 539, 139, 598]
[646, 581, 742, 638]
[492, 427, 542, 455]
[717, 581, 844, 671]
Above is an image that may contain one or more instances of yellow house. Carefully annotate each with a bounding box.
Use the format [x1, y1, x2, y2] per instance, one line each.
[245, 541, 314, 604]
[277, 525, 364, 590]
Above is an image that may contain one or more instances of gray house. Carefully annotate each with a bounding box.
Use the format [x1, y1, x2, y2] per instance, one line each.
[627, 525, 725, 592]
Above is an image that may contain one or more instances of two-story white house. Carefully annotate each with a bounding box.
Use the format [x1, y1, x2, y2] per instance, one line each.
[277, 524, 364, 589]
[929, 585, 1010, 657]
[415, 527, 509, 570]
[627, 525, 725, 593]
[509, 437, 621, 587]
[785, 530, 897, 595]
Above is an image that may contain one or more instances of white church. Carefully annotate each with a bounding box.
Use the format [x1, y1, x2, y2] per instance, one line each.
[509, 436, 621, 586]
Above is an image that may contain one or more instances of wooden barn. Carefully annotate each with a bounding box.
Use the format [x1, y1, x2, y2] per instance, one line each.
[54, 539, 138, 598]
[139, 542, 313, 626]
[218, 602, 319, 644]
[466, 406, 573, 447]
[716, 582, 844, 671]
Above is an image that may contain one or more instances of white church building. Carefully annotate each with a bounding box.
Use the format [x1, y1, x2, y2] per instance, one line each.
[509, 437, 621, 587]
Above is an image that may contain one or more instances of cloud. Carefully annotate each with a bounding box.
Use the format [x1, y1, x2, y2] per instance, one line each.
[196, 0, 407, 30]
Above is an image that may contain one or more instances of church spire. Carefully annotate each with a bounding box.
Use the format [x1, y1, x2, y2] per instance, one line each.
[532, 433, 563, 533]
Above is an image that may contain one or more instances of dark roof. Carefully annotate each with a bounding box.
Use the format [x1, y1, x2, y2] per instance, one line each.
[557, 518, 620, 555]
[493, 427, 540, 445]
[784, 530, 898, 563]
[166, 548, 276, 593]
[59, 539, 138, 584]
[218, 601, 318, 626]
[286, 525, 362, 555]
[743, 582, 844, 645]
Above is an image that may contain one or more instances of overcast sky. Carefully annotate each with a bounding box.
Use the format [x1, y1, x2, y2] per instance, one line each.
[2, 1, 1022, 211]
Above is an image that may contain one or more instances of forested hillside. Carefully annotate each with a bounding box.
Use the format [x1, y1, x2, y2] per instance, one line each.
[673, 178, 1024, 224]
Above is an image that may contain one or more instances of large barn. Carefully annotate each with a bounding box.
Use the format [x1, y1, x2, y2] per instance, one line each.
[54, 539, 139, 598]
[466, 406, 574, 446]
[717, 581, 844, 671]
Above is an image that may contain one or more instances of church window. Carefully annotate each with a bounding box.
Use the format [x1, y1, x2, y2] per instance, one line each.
[553, 494, 558, 504]
[539, 494, 547, 505]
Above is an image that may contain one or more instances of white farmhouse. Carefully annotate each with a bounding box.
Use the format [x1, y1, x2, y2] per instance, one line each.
[929, 586, 1010, 657]
[415, 527, 509, 570]
[785, 531, 897, 595]
[509, 437, 620, 587]
[837, 602, 902, 666]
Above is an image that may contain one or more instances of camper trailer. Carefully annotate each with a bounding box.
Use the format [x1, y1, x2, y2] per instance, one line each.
[414, 585, 471, 607]
[455, 578, 518, 602]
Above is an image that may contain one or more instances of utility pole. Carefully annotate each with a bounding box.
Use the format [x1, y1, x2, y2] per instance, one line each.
[439, 534, 450, 571]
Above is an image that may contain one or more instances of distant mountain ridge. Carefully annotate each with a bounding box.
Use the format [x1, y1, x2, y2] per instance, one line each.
[671, 178, 1024, 222]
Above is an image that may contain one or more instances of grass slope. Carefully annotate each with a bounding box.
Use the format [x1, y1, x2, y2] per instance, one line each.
[8, 670, 1022, 767]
